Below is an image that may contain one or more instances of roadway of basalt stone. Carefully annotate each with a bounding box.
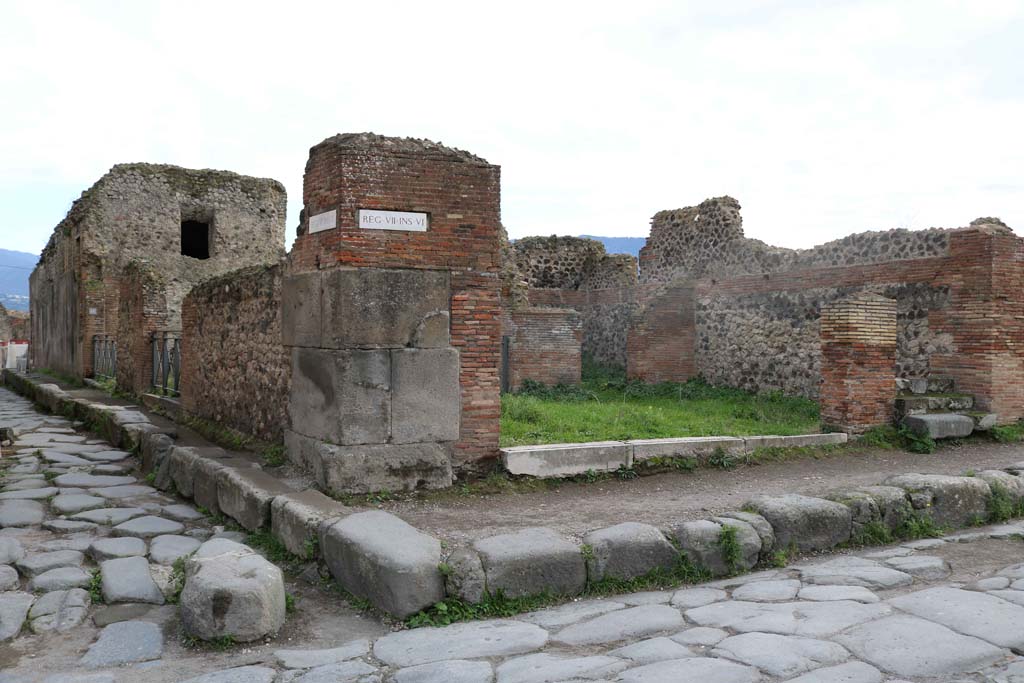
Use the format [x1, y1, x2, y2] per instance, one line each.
[2, 387, 1024, 682]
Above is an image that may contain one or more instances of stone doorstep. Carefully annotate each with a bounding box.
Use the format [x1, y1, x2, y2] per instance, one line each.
[503, 434, 849, 477]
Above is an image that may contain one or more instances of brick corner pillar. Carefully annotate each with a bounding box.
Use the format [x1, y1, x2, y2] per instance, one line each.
[820, 292, 897, 434]
[282, 133, 502, 493]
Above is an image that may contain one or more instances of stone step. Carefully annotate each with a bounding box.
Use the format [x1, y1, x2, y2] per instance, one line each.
[964, 412, 998, 431]
[902, 413, 975, 439]
[896, 376, 957, 395]
[895, 394, 974, 418]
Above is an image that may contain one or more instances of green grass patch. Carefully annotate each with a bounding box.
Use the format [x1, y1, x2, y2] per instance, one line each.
[34, 368, 84, 388]
[857, 425, 936, 454]
[990, 423, 1024, 443]
[499, 359, 820, 447]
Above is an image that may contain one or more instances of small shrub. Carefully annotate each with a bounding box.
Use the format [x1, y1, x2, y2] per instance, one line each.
[166, 557, 187, 604]
[708, 447, 737, 470]
[717, 525, 742, 575]
[770, 550, 789, 568]
[852, 521, 894, 546]
[87, 569, 103, 603]
[895, 513, 945, 540]
[285, 593, 296, 614]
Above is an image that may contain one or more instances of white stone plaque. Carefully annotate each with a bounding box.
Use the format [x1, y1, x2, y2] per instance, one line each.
[358, 209, 429, 232]
[309, 209, 337, 234]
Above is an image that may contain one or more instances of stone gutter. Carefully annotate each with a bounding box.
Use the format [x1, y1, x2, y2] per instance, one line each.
[3, 368, 1020, 622]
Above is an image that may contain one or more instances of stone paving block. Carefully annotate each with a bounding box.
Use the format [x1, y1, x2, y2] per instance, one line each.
[883, 473, 991, 527]
[373, 619, 548, 667]
[797, 585, 880, 603]
[889, 586, 1024, 649]
[617, 657, 761, 683]
[670, 586, 728, 609]
[101, 556, 164, 605]
[89, 537, 147, 561]
[180, 538, 285, 642]
[28, 567, 91, 592]
[80, 620, 163, 668]
[0, 565, 18, 590]
[320, 511, 443, 618]
[273, 638, 370, 668]
[391, 348, 460, 444]
[670, 626, 729, 646]
[731, 579, 801, 602]
[685, 599, 891, 638]
[797, 556, 913, 589]
[835, 614, 1003, 678]
[785, 662, 883, 683]
[149, 535, 202, 566]
[270, 490, 349, 559]
[553, 605, 685, 646]
[53, 473, 135, 488]
[519, 599, 626, 630]
[111, 515, 184, 539]
[584, 522, 678, 582]
[162, 504, 205, 522]
[28, 588, 89, 633]
[393, 660, 493, 683]
[502, 442, 630, 478]
[0, 537, 25, 564]
[0, 591, 33, 641]
[16, 550, 83, 577]
[71, 506, 147, 525]
[216, 466, 293, 531]
[50, 494, 106, 515]
[474, 527, 586, 599]
[495, 652, 627, 683]
[883, 555, 950, 580]
[712, 632, 849, 678]
[0, 486, 59, 500]
[179, 666, 278, 683]
[745, 494, 852, 552]
[609, 636, 695, 664]
[0, 500, 44, 527]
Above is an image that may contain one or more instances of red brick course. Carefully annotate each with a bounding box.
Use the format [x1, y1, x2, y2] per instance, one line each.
[504, 308, 583, 390]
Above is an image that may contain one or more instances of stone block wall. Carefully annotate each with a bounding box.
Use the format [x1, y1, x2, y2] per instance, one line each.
[820, 294, 898, 432]
[180, 264, 290, 443]
[30, 163, 286, 380]
[504, 307, 582, 390]
[284, 133, 502, 489]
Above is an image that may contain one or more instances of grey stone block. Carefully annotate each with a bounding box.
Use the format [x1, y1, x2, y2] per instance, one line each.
[181, 539, 286, 642]
[743, 433, 848, 451]
[827, 486, 912, 537]
[473, 527, 586, 599]
[319, 511, 443, 618]
[167, 446, 201, 498]
[391, 348, 460, 444]
[671, 519, 760, 577]
[444, 548, 487, 603]
[282, 271, 323, 348]
[321, 267, 450, 349]
[745, 494, 852, 552]
[270, 490, 348, 558]
[80, 620, 163, 668]
[628, 436, 744, 463]
[216, 467, 294, 531]
[977, 470, 1024, 503]
[315, 438, 453, 494]
[883, 473, 991, 527]
[289, 347, 391, 445]
[717, 511, 775, 556]
[583, 522, 679, 582]
[502, 441, 630, 478]
[412, 311, 451, 348]
[903, 413, 974, 439]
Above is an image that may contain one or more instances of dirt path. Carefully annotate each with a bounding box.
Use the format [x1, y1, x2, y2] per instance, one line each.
[381, 440, 1024, 546]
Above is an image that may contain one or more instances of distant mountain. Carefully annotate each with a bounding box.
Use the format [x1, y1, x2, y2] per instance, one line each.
[0, 249, 38, 311]
[579, 235, 646, 257]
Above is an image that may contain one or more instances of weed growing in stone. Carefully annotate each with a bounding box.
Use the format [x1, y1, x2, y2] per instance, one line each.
[717, 525, 742, 575]
[987, 483, 1024, 523]
[166, 557, 187, 604]
[851, 521, 895, 546]
[895, 513, 945, 540]
[87, 569, 103, 603]
[245, 530, 301, 566]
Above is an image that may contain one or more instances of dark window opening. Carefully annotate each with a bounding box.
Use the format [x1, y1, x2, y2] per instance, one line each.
[181, 220, 210, 259]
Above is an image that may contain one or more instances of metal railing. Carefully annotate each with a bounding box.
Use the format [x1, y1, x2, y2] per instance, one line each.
[92, 334, 117, 379]
[151, 331, 181, 396]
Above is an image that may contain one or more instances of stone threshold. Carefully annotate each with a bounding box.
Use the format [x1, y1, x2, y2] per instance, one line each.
[4, 368, 1022, 625]
[501, 434, 849, 478]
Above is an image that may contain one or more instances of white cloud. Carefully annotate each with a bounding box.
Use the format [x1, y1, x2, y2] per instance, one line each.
[0, 0, 1020, 254]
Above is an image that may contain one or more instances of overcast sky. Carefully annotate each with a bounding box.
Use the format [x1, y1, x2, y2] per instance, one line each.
[1, 0, 1021, 256]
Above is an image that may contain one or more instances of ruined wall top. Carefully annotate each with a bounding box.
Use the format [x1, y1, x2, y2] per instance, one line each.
[639, 196, 964, 284]
[311, 132, 490, 165]
[511, 236, 638, 291]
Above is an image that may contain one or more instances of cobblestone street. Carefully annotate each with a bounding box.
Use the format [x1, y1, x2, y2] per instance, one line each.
[2, 386, 1024, 682]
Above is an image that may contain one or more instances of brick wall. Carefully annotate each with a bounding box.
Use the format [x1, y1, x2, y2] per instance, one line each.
[626, 283, 695, 383]
[116, 263, 170, 395]
[505, 308, 582, 390]
[180, 264, 290, 443]
[287, 133, 502, 477]
[820, 294, 897, 432]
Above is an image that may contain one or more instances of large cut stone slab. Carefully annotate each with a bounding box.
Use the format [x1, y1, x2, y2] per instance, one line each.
[671, 518, 760, 577]
[502, 442, 631, 478]
[628, 436, 745, 462]
[270, 489, 348, 559]
[583, 522, 678, 582]
[53, 473, 135, 488]
[94, 484, 157, 500]
[883, 473, 991, 527]
[393, 660, 493, 683]
[216, 467, 293, 531]
[0, 537, 25, 565]
[784, 662, 883, 683]
[495, 652, 627, 683]
[16, 550, 84, 577]
[50, 494, 106, 516]
[180, 538, 285, 642]
[744, 494, 851, 552]
[273, 639, 370, 668]
[28, 588, 90, 633]
[101, 556, 165, 604]
[730, 579, 801, 602]
[111, 515, 184, 539]
[149, 535, 201, 566]
[0, 499, 44, 527]
[0, 591, 33, 641]
[520, 599, 627, 629]
[883, 555, 950, 580]
[0, 486, 59, 500]
[80, 620, 163, 668]
[179, 666, 278, 683]
[712, 632, 849, 678]
[290, 347, 391, 445]
[835, 614, 1003, 678]
[89, 537, 147, 561]
[289, 430, 454, 494]
[27, 567, 91, 592]
[373, 619, 548, 667]
[797, 585, 880, 603]
[617, 658, 761, 683]
[391, 348, 460, 444]
[320, 510, 443, 618]
[610, 636, 695, 664]
[888, 586, 1024, 649]
[797, 556, 913, 589]
[685, 599, 891, 637]
[473, 527, 586, 599]
[553, 604, 685, 645]
[903, 413, 974, 439]
[71, 507, 147, 525]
